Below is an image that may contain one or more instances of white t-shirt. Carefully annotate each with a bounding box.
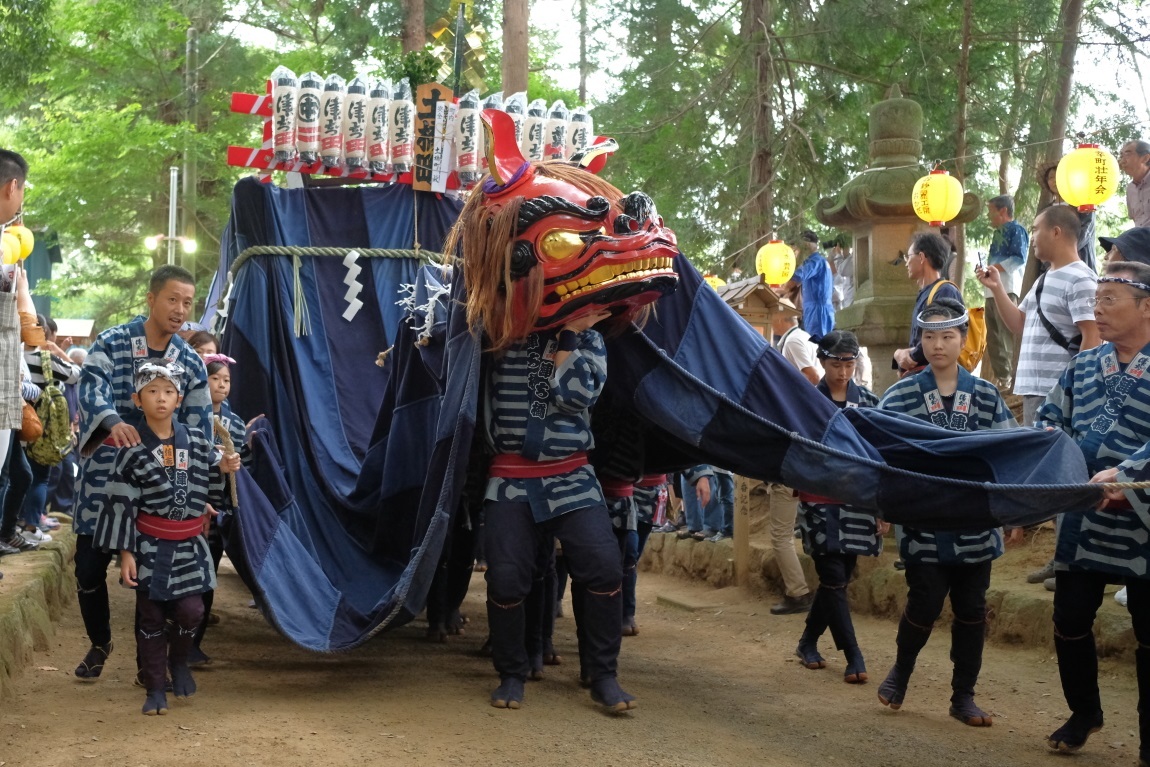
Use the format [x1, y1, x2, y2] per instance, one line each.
[1015, 261, 1097, 396]
[776, 325, 823, 378]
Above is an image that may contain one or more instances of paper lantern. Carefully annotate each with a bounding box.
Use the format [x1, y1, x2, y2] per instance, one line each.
[703, 274, 726, 290]
[912, 169, 963, 226]
[1056, 143, 1119, 212]
[1, 232, 21, 265]
[6, 225, 34, 259]
[755, 240, 795, 284]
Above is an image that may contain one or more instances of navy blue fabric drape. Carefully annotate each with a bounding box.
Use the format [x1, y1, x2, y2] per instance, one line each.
[215, 179, 1098, 652]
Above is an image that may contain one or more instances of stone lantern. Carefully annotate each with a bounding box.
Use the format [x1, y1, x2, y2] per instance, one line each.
[815, 85, 980, 392]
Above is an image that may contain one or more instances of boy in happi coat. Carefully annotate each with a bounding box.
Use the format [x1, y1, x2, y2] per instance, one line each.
[877, 298, 1015, 727]
[74, 266, 211, 680]
[93, 362, 240, 715]
[794, 331, 886, 685]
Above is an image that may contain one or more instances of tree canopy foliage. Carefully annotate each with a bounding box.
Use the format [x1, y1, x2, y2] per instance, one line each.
[596, 0, 1150, 273]
[0, 0, 1147, 325]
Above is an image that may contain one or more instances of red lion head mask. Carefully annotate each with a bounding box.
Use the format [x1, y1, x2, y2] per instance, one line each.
[447, 110, 679, 350]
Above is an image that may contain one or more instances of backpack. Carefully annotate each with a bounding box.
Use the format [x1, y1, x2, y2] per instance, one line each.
[27, 350, 75, 466]
[926, 280, 987, 373]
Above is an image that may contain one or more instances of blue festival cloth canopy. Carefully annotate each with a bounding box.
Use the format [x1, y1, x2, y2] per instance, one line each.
[212, 179, 1096, 652]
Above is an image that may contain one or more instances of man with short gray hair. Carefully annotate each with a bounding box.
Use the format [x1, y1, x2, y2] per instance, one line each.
[1120, 140, 1150, 227]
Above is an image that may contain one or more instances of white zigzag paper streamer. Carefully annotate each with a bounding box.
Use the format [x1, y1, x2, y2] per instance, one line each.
[396, 282, 451, 344]
[342, 250, 364, 321]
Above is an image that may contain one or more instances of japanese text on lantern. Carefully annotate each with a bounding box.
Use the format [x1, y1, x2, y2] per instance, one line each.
[275, 91, 295, 144]
[323, 98, 341, 141]
[414, 82, 449, 191]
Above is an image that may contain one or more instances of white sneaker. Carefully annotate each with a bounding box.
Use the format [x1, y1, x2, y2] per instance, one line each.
[1115, 586, 1128, 607]
[22, 528, 52, 544]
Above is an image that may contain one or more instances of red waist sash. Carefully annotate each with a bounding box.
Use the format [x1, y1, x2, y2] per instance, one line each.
[136, 513, 204, 541]
[489, 451, 589, 479]
[797, 491, 842, 505]
[636, 474, 667, 487]
[600, 479, 635, 498]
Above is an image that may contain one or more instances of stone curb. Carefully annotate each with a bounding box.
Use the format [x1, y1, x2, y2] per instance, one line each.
[640, 532, 1136, 660]
[0, 530, 76, 701]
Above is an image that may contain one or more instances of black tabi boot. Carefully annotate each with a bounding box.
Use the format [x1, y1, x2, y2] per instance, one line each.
[622, 565, 639, 636]
[541, 567, 559, 660]
[1047, 632, 1104, 752]
[821, 583, 866, 683]
[878, 614, 931, 711]
[137, 627, 169, 714]
[578, 583, 634, 712]
[571, 582, 591, 686]
[1137, 646, 1150, 766]
[794, 588, 830, 669]
[168, 624, 199, 699]
[524, 577, 547, 680]
[487, 598, 529, 708]
[949, 618, 991, 726]
[74, 640, 114, 680]
[491, 676, 526, 710]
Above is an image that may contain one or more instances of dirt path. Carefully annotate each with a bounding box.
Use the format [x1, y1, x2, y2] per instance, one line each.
[0, 558, 1139, 767]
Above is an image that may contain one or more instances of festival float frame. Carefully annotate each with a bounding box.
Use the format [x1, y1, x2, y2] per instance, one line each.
[227, 79, 465, 192]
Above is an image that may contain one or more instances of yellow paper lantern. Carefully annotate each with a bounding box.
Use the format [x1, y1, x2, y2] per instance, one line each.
[1056, 143, 1119, 212]
[1, 232, 21, 265]
[755, 240, 796, 285]
[6, 225, 34, 259]
[912, 169, 964, 227]
[703, 274, 726, 290]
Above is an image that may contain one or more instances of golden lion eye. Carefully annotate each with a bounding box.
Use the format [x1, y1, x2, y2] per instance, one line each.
[539, 229, 586, 261]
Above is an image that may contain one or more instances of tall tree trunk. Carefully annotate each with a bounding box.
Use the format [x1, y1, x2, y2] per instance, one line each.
[402, 0, 425, 53]
[741, 0, 774, 268]
[578, 0, 589, 104]
[1039, 0, 1085, 210]
[952, 0, 973, 290]
[1020, 0, 1085, 298]
[502, 0, 529, 94]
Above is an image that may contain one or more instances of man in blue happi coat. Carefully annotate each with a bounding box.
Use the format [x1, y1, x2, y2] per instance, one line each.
[1038, 259, 1150, 762]
[72, 265, 212, 680]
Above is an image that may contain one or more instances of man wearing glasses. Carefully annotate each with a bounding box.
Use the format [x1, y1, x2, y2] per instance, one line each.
[1034, 259, 1150, 763]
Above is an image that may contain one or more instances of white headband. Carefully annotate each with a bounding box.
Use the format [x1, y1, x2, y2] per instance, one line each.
[917, 310, 969, 330]
[135, 362, 184, 393]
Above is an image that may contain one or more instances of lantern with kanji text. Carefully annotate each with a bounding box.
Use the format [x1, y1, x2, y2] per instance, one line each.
[755, 239, 796, 285]
[912, 168, 964, 227]
[1056, 143, 1119, 212]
